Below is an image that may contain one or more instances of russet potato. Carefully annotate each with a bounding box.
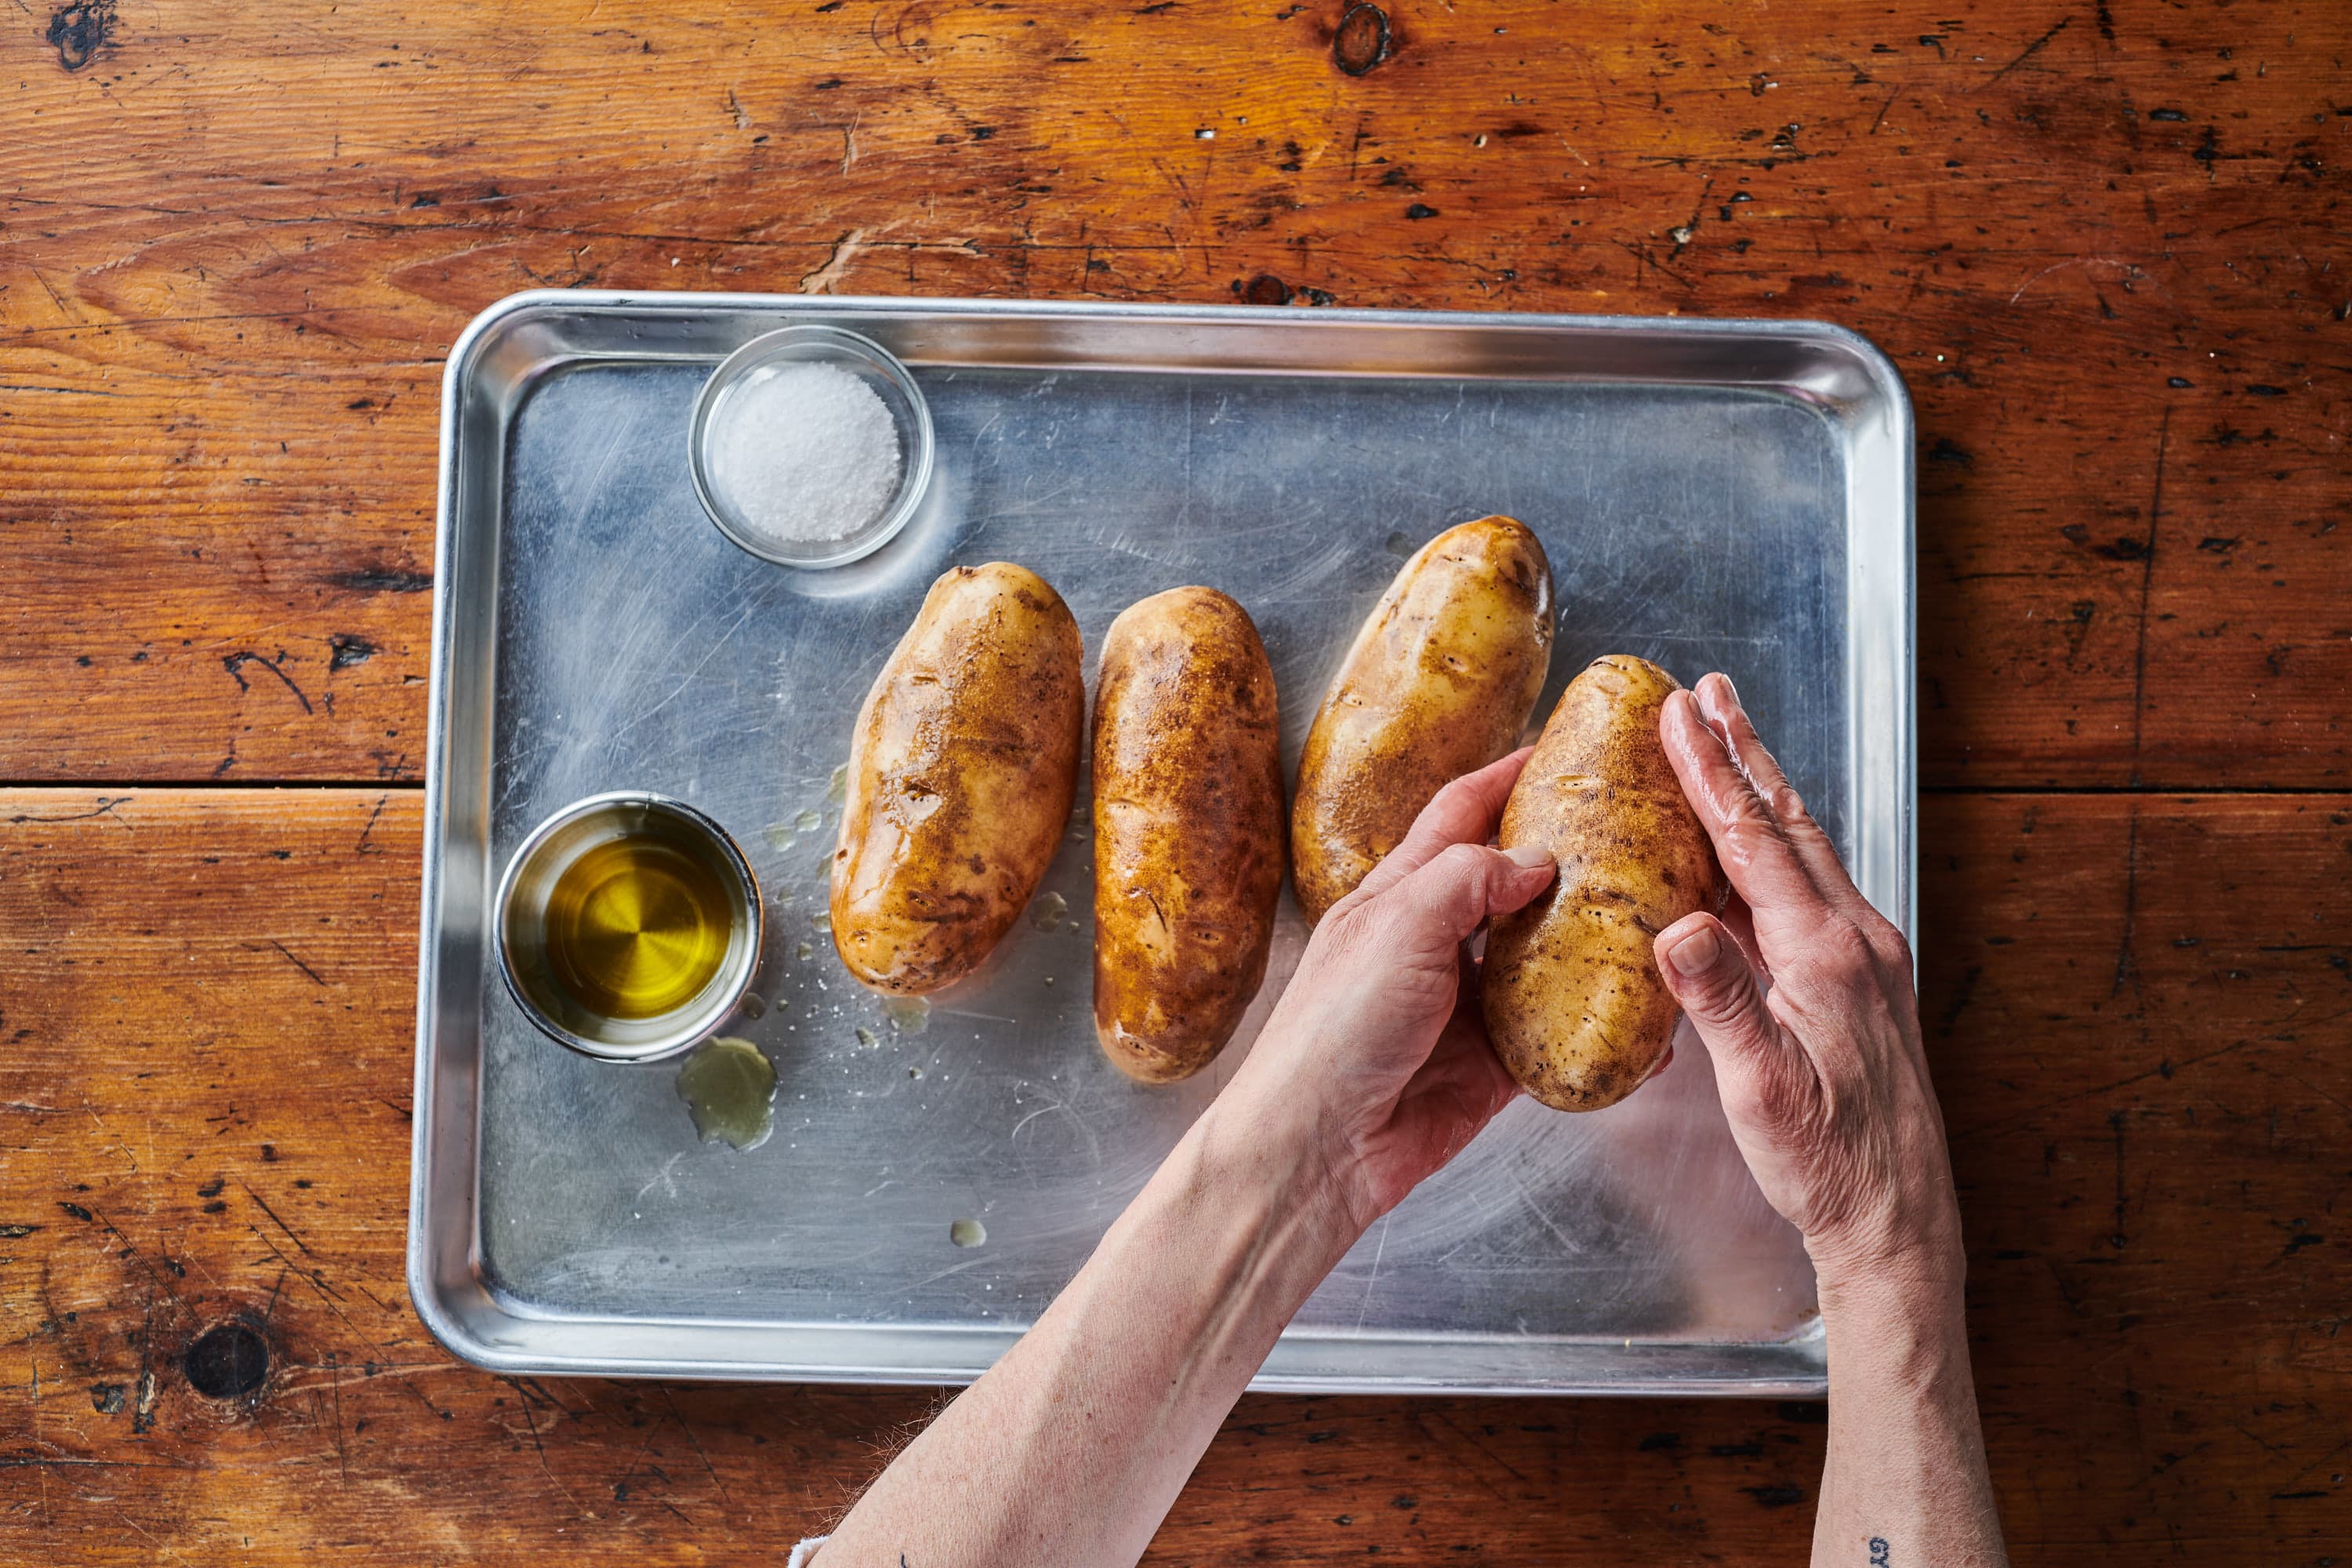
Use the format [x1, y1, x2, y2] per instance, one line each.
[1481, 655, 1725, 1111]
[1292, 514, 1554, 924]
[1091, 587, 1286, 1083]
[830, 562, 1084, 995]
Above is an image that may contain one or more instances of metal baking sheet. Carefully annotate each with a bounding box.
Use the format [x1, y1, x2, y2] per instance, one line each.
[410, 292, 1912, 1395]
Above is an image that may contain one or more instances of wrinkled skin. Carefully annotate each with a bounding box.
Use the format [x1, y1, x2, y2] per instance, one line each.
[1240, 747, 1555, 1226]
[1651, 672, 1960, 1286]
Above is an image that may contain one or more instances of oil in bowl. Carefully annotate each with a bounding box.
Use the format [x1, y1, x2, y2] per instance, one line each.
[497, 793, 762, 1062]
[542, 835, 734, 1019]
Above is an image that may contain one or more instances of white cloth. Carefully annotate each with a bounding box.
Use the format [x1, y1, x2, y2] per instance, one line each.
[786, 1537, 826, 1567]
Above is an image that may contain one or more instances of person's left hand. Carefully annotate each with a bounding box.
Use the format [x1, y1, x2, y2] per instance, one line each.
[1214, 749, 1554, 1232]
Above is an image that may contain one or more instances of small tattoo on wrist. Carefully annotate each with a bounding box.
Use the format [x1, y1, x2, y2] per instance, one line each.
[1868, 1538, 1890, 1566]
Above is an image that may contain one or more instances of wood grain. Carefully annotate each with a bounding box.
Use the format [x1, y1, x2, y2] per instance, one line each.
[3, 787, 2346, 1561]
[4, 1, 2348, 784]
[7, 0, 2350, 1561]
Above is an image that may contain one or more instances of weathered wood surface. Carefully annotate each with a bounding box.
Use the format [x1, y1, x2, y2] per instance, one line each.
[6, 0, 2350, 1563]
[2, 1, 2347, 786]
[3, 789, 2346, 1561]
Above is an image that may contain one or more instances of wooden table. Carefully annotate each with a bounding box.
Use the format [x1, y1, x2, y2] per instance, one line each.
[4, 2, 2346, 1560]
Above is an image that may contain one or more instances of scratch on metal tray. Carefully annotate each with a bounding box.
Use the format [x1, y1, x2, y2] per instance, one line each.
[1245, 536, 1361, 608]
[1507, 1167, 1586, 1258]
[971, 474, 1083, 522]
[633, 1152, 685, 1203]
[1352, 1214, 1394, 1333]
[572, 415, 630, 514]
[1008, 1093, 1100, 1163]
[601, 592, 768, 750]
[1594, 629, 1784, 648]
[902, 1254, 988, 1292]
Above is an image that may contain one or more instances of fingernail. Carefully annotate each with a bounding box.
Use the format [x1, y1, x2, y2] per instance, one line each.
[1504, 844, 1553, 870]
[1665, 924, 1720, 975]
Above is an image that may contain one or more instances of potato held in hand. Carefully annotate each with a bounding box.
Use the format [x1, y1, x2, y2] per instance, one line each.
[831, 563, 1084, 995]
[1093, 588, 1286, 1083]
[1293, 514, 1554, 924]
[1482, 655, 1726, 1111]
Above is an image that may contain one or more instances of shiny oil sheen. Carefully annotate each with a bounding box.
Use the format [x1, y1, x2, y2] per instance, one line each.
[543, 834, 733, 1019]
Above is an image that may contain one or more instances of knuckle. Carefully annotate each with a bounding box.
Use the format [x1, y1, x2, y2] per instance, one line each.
[1808, 920, 1879, 988]
[1421, 841, 1493, 906]
[1719, 781, 1777, 833]
[1676, 956, 1750, 1020]
[1722, 1052, 1806, 1138]
[1428, 843, 1499, 931]
[1312, 897, 1379, 964]
[1780, 809, 1833, 849]
[1430, 840, 1488, 878]
[1715, 788, 1790, 858]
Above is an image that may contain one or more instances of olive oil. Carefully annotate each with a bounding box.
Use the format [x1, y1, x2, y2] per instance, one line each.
[675, 1036, 777, 1151]
[544, 834, 732, 1019]
[496, 792, 760, 1062]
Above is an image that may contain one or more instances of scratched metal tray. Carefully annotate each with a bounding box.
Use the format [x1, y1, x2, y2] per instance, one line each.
[409, 292, 1912, 1395]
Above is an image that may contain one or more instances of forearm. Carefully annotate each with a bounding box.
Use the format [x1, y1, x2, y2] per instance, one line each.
[1811, 1264, 2007, 1568]
[816, 1095, 1357, 1568]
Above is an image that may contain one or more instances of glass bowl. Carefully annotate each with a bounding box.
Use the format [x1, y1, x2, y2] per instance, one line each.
[689, 324, 935, 569]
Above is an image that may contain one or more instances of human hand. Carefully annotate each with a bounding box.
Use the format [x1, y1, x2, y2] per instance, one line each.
[822, 754, 1550, 1568]
[1653, 674, 1962, 1299]
[1214, 749, 1554, 1234]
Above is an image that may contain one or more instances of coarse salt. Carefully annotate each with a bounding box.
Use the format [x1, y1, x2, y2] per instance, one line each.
[707, 360, 904, 546]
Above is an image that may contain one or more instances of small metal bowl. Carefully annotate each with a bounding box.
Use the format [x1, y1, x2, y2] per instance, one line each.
[495, 792, 762, 1064]
[689, 324, 935, 570]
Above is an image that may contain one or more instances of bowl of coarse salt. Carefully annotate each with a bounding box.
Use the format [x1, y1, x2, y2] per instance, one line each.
[690, 324, 935, 569]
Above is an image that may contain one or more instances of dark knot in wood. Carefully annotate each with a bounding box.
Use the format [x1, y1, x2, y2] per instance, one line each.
[185, 1323, 270, 1400]
[45, 2, 115, 71]
[1332, 4, 1390, 75]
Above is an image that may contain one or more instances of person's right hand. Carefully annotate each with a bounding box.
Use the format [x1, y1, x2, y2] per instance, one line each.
[1652, 673, 1963, 1298]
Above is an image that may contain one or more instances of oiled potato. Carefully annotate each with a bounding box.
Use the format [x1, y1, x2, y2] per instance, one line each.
[1092, 588, 1286, 1083]
[830, 563, 1084, 995]
[1293, 515, 1554, 924]
[1481, 655, 1725, 1111]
